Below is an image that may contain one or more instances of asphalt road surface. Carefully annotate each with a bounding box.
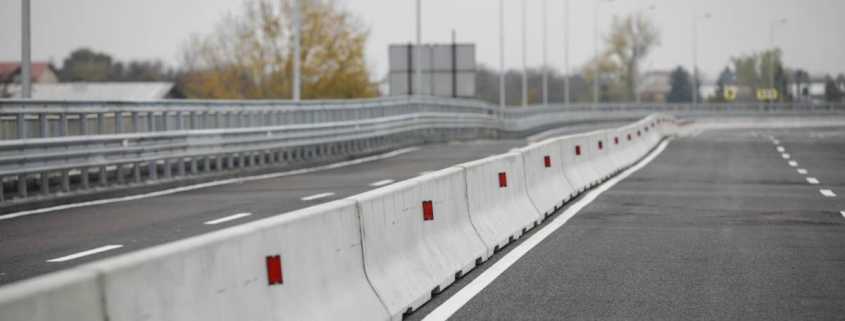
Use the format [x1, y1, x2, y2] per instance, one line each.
[409, 127, 845, 321]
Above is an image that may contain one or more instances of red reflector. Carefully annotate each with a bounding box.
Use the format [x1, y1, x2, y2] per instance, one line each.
[575, 145, 581, 156]
[598, 141, 604, 150]
[544, 156, 551, 168]
[422, 200, 434, 221]
[614, 137, 619, 144]
[266, 255, 283, 285]
[498, 172, 508, 188]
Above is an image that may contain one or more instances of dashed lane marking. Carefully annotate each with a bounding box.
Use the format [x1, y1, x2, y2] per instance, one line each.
[841, 211, 845, 219]
[301, 192, 336, 201]
[797, 169, 808, 175]
[204, 213, 252, 225]
[820, 189, 837, 198]
[369, 179, 396, 187]
[806, 177, 820, 185]
[781, 153, 791, 159]
[47, 245, 124, 263]
[776, 146, 785, 152]
[788, 161, 798, 167]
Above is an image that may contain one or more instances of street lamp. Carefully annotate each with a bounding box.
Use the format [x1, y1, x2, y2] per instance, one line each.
[499, 0, 506, 114]
[769, 18, 788, 91]
[542, 0, 549, 106]
[593, 0, 615, 105]
[415, 0, 422, 96]
[21, 0, 31, 99]
[691, 12, 711, 105]
[522, 0, 528, 107]
[563, 0, 571, 105]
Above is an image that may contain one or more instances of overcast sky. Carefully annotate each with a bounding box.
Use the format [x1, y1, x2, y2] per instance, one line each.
[1, 0, 843, 82]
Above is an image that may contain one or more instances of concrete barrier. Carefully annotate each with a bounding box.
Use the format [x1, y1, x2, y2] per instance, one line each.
[96, 200, 387, 321]
[460, 152, 542, 252]
[559, 133, 603, 191]
[0, 270, 105, 321]
[351, 167, 488, 318]
[519, 138, 577, 216]
[586, 130, 617, 181]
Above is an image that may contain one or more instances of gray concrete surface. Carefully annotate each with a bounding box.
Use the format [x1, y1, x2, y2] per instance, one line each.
[411, 127, 845, 321]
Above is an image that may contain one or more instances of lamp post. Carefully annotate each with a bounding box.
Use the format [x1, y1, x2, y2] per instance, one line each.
[563, 0, 570, 105]
[292, 0, 301, 101]
[21, 0, 31, 99]
[542, 0, 549, 106]
[415, 0, 423, 96]
[522, 0, 528, 107]
[499, 0, 506, 115]
[593, 0, 615, 105]
[769, 18, 788, 92]
[691, 12, 711, 105]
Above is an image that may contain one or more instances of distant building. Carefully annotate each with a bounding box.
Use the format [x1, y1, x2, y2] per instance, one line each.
[4, 82, 184, 100]
[637, 71, 671, 102]
[0, 62, 60, 97]
[388, 43, 476, 98]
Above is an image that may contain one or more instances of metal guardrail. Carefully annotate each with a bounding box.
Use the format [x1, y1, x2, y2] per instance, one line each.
[0, 95, 843, 211]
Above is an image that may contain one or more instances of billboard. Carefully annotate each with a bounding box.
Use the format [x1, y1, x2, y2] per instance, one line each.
[388, 44, 476, 97]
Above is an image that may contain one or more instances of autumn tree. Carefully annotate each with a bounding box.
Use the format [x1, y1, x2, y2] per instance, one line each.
[180, 0, 378, 99]
[604, 13, 661, 101]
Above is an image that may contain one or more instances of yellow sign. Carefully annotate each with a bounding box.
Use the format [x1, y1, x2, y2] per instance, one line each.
[756, 88, 779, 101]
[724, 86, 738, 101]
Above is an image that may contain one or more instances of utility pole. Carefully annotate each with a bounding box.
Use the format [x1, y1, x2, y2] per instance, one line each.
[292, 0, 301, 101]
[542, 0, 549, 106]
[521, 0, 528, 107]
[416, 0, 423, 96]
[564, 0, 571, 105]
[499, 0, 506, 115]
[21, 0, 32, 99]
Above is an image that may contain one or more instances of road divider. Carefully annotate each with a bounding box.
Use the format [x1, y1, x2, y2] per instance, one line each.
[0, 114, 681, 321]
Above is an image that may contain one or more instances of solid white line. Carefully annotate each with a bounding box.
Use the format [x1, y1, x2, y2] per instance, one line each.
[820, 189, 837, 197]
[421, 139, 670, 321]
[369, 179, 395, 187]
[841, 211, 845, 219]
[0, 147, 420, 222]
[797, 169, 808, 175]
[781, 153, 791, 159]
[806, 177, 820, 185]
[788, 161, 798, 167]
[46, 245, 123, 263]
[776, 146, 785, 152]
[204, 212, 252, 225]
[301, 192, 335, 201]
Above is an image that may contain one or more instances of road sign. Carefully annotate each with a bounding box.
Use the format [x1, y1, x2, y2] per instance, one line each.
[756, 88, 779, 101]
[724, 86, 738, 101]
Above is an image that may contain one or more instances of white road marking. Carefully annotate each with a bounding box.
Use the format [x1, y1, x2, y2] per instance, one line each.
[788, 161, 798, 167]
[0, 147, 420, 222]
[301, 192, 335, 201]
[841, 211, 845, 219]
[421, 139, 670, 321]
[369, 179, 395, 187]
[418, 171, 433, 176]
[806, 177, 820, 185]
[781, 153, 791, 159]
[820, 189, 837, 197]
[204, 212, 252, 225]
[797, 169, 808, 175]
[776, 146, 785, 152]
[46, 245, 123, 263]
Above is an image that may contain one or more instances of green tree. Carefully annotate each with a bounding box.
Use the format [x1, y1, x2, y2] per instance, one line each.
[604, 13, 661, 101]
[666, 66, 692, 103]
[825, 75, 844, 102]
[180, 0, 378, 99]
[60, 48, 114, 81]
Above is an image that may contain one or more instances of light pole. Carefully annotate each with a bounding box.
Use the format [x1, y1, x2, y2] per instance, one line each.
[499, 0, 506, 115]
[522, 0, 528, 107]
[691, 12, 711, 105]
[631, 4, 656, 104]
[593, 0, 614, 105]
[542, 0, 549, 106]
[415, 0, 423, 96]
[563, 0, 571, 105]
[769, 18, 788, 91]
[21, 0, 31, 99]
[292, 0, 301, 101]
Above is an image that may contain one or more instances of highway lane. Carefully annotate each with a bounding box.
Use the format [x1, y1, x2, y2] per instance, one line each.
[412, 128, 845, 321]
[0, 139, 529, 285]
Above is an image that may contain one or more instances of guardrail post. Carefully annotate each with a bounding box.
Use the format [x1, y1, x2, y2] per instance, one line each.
[0, 178, 5, 202]
[177, 158, 186, 177]
[61, 170, 70, 193]
[148, 161, 158, 180]
[190, 158, 198, 174]
[115, 111, 123, 134]
[79, 113, 88, 135]
[96, 113, 104, 134]
[134, 163, 142, 183]
[148, 112, 156, 132]
[132, 112, 140, 132]
[58, 113, 67, 137]
[226, 154, 234, 169]
[99, 166, 108, 187]
[17, 175, 27, 198]
[116, 165, 125, 185]
[203, 157, 211, 173]
[162, 112, 169, 131]
[189, 112, 197, 130]
[16, 113, 26, 139]
[81, 168, 89, 190]
[163, 159, 172, 179]
[175, 112, 183, 130]
[40, 172, 49, 195]
[39, 113, 48, 138]
[216, 155, 223, 171]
